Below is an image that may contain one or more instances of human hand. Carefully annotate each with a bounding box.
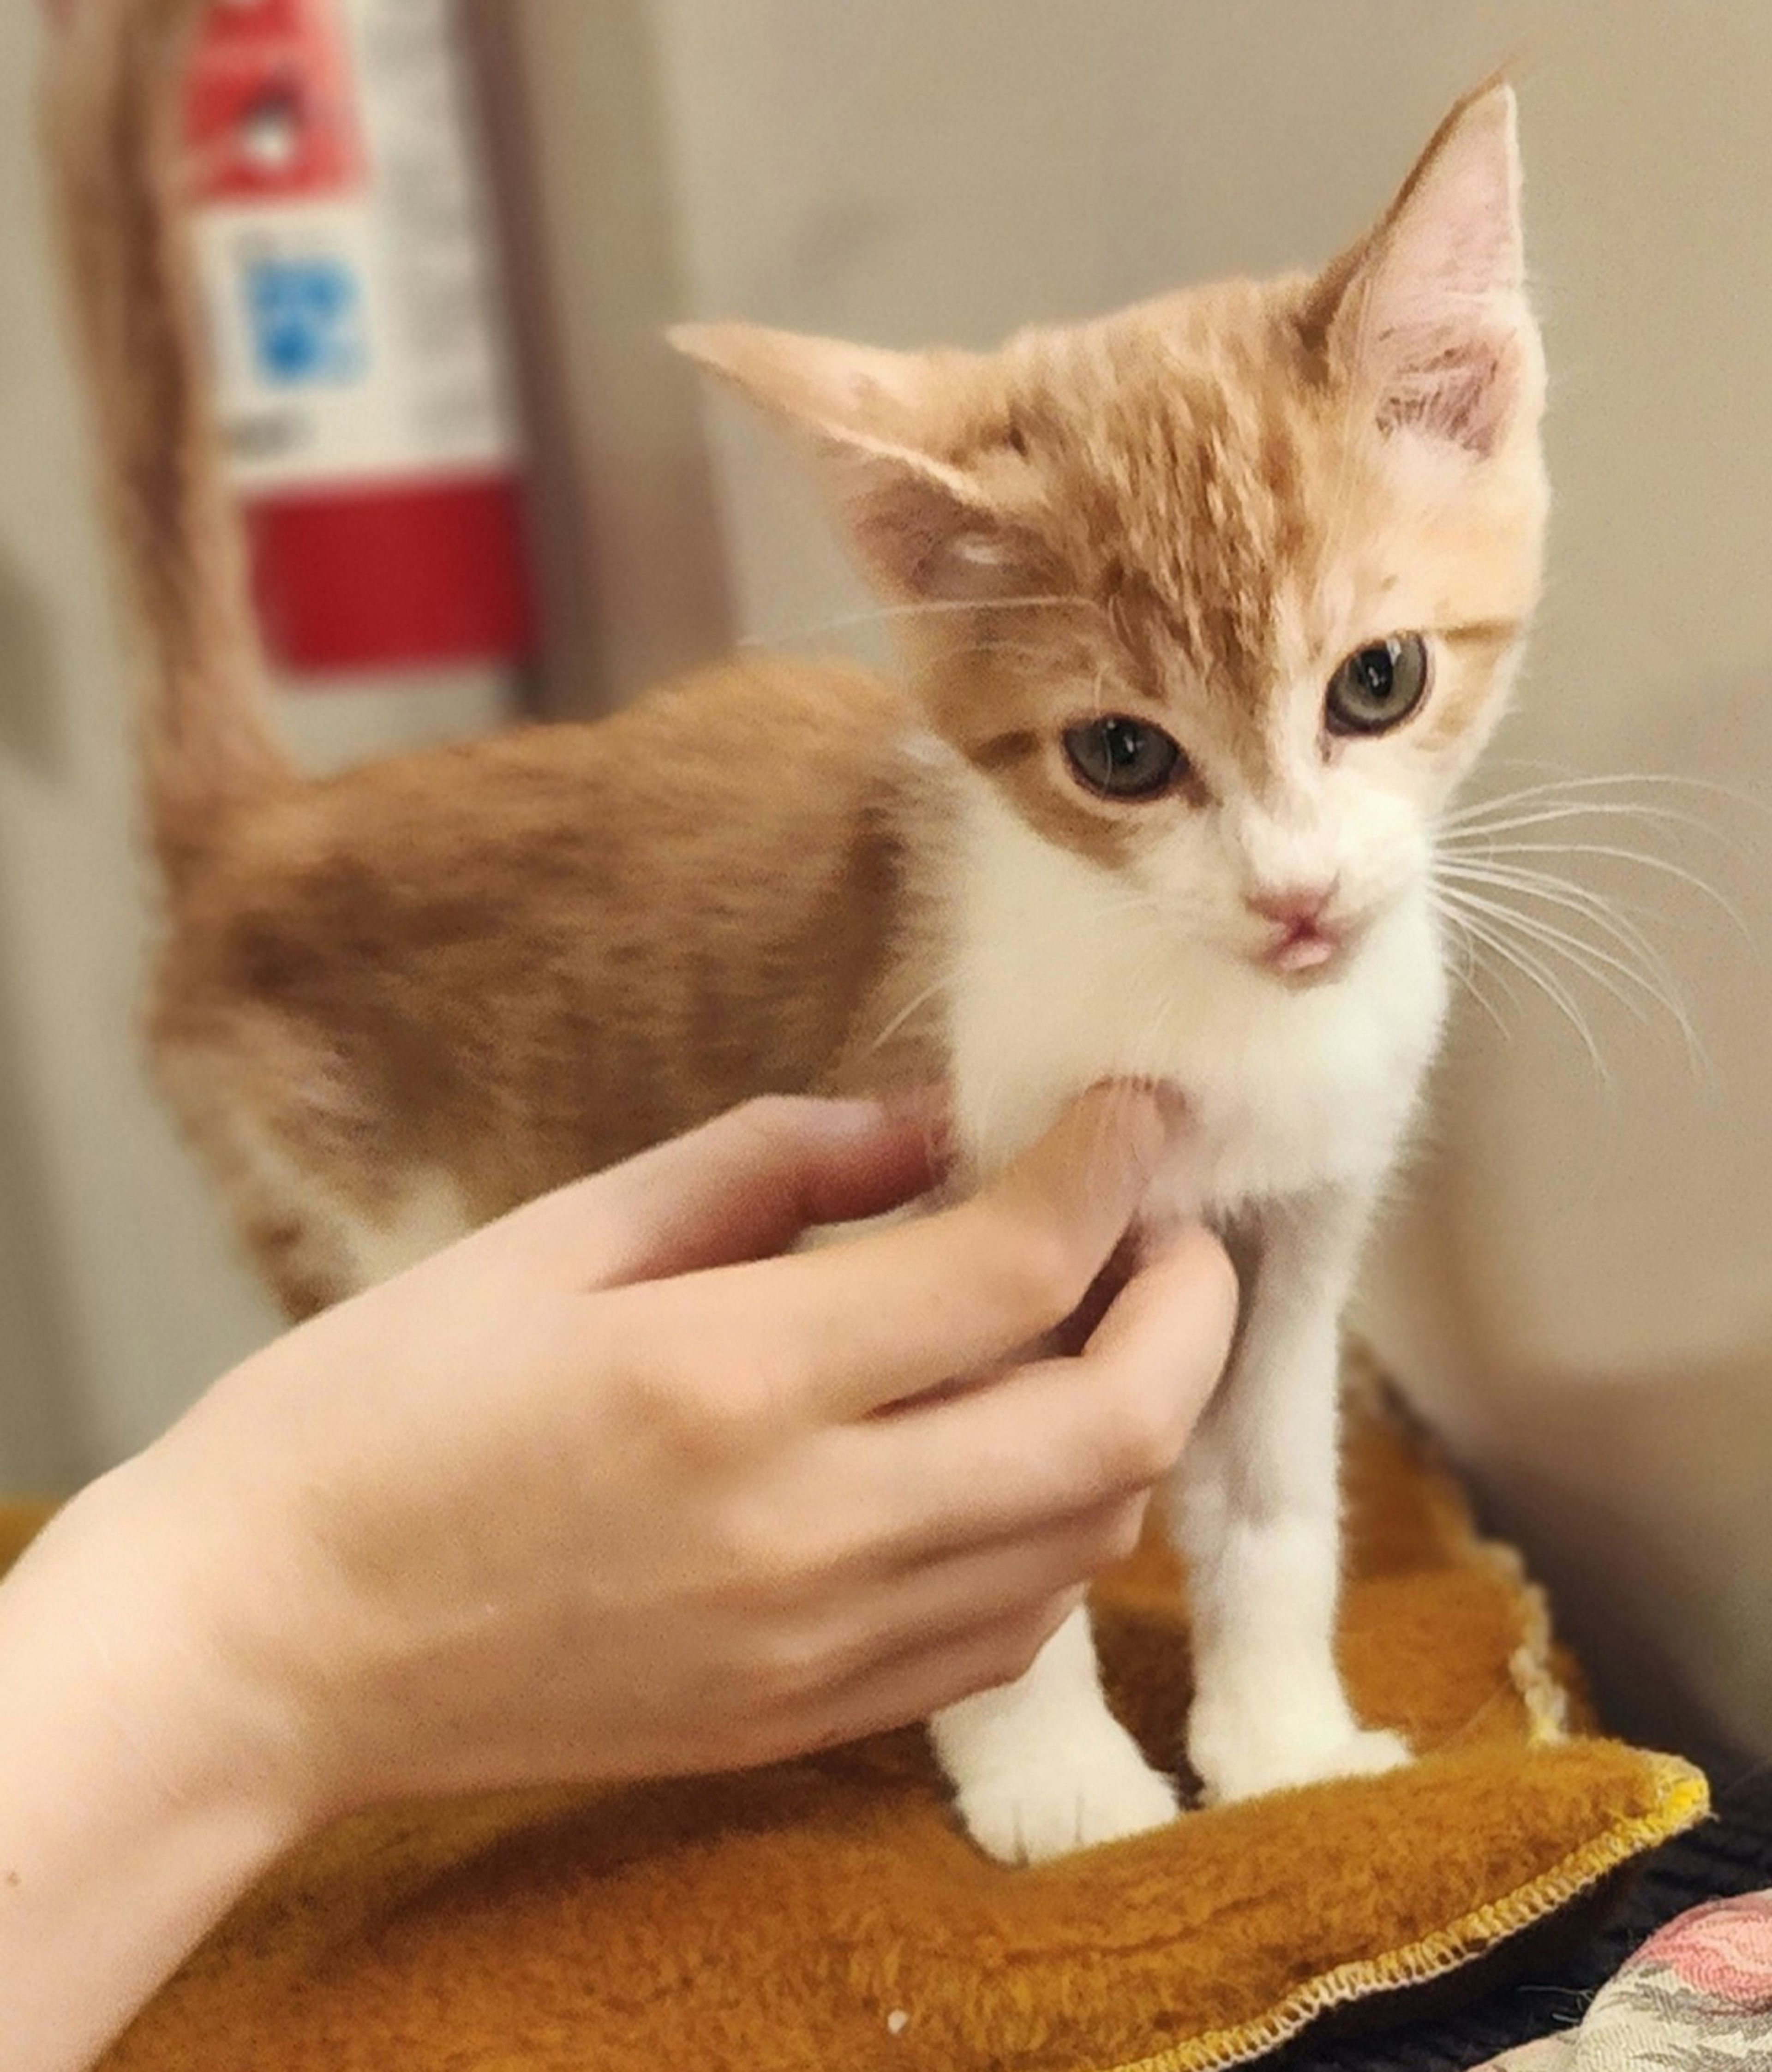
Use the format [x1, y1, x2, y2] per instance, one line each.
[118, 1084, 1237, 1823]
[0, 1085, 1237, 2071]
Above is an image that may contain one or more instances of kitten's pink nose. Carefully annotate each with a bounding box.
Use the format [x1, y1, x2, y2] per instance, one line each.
[1245, 880, 1337, 929]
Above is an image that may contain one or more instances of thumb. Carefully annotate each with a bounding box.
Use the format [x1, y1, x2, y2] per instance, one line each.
[968, 1080, 1183, 1272]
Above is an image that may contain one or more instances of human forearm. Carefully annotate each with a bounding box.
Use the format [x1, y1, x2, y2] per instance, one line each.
[0, 1462, 304, 2072]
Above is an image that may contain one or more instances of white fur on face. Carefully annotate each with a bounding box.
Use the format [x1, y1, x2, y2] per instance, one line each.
[1128, 747, 1437, 964]
[936, 763, 1448, 1213]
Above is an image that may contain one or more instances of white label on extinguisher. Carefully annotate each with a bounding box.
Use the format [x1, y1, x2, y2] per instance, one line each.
[191, 0, 521, 494]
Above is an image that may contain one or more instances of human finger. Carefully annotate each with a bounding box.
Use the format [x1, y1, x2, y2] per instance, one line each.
[864, 1489, 1150, 1635]
[466, 1093, 945, 1291]
[681, 1082, 1181, 1418]
[845, 1221, 1237, 1554]
[742, 1593, 1086, 1767]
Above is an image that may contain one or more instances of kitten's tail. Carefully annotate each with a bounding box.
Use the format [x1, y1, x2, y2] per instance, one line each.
[42, 0, 293, 891]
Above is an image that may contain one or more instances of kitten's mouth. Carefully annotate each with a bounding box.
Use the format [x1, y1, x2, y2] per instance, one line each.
[1257, 917, 1349, 983]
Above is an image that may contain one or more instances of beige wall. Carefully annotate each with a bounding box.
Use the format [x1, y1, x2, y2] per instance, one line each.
[1, 3, 1768, 1760]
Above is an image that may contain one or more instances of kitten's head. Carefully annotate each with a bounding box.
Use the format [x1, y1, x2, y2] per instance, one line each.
[676, 82, 1546, 983]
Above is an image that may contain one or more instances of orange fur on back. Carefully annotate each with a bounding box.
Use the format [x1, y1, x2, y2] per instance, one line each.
[150, 658, 916, 1310]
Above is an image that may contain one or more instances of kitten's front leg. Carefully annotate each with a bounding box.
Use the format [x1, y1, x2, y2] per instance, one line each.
[1170, 1189, 1409, 1805]
[930, 1603, 1177, 1863]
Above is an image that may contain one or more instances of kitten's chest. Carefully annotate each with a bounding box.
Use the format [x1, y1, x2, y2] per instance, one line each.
[941, 884, 1447, 1214]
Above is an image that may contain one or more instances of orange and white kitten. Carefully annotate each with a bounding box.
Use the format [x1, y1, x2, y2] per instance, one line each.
[50, 1, 1545, 1863]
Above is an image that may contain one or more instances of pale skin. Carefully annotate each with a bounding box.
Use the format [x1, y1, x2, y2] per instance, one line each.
[0, 1085, 1237, 2072]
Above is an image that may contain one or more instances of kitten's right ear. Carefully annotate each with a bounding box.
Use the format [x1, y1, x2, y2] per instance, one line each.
[670, 322, 1030, 601]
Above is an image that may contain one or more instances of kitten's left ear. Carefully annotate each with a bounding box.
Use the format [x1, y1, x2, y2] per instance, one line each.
[1305, 79, 1541, 457]
[670, 322, 1031, 601]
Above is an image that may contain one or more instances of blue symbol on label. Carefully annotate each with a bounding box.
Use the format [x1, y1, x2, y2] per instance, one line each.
[244, 255, 367, 386]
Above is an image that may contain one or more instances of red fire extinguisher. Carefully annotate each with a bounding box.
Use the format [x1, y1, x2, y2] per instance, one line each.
[179, 0, 533, 675]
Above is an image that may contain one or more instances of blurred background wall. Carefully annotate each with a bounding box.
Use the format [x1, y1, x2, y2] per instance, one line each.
[1, 1, 1768, 1765]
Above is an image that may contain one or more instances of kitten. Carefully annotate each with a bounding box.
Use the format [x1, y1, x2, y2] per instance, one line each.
[48, 0, 1545, 1863]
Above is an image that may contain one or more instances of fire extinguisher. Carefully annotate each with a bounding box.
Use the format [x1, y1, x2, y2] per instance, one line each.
[180, 0, 534, 677]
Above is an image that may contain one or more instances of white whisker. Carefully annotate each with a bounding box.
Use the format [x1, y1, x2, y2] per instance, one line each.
[866, 974, 952, 1057]
[1442, 797, 1740, 850]
[1438, 922, 1515, 1042]
[1450, 840, 1754, 940]
[1437, 867, 1715, 1085]
[1431, 898, 1611, 1087]
[1436, 881, 1666, 1037]
[1474, 762, 1772, 815]
[1435, 856, 1688, 1009]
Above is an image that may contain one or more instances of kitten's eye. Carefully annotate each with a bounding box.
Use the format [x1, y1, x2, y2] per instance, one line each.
[1062, 716, 1185, 799]
[1324, 634, 1430, 736]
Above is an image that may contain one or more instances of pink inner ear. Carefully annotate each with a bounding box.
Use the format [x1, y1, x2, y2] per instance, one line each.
[1337, 85, 1532, 458]
[1372, 328, 1523, 457]
[835, 445, 1035, 602]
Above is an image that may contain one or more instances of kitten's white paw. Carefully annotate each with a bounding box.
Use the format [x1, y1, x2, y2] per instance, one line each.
[953, 1729, 1179, 1864]
[1189, 1702, 1412, 1806]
